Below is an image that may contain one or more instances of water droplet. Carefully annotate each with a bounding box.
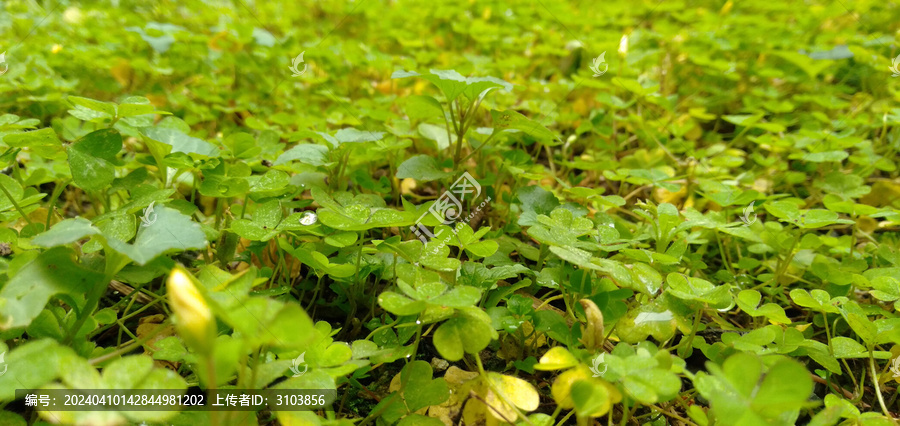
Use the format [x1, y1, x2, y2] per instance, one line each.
[217, 184, 230, 194]
[299, 211, 318, 226]
[416, 320, 421, 325]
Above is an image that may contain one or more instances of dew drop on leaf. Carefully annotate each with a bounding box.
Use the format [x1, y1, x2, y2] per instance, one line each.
[299, 211, 318, 226]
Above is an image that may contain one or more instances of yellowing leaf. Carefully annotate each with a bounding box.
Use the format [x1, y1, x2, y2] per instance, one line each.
[551, 368, 587, 409]
[484, 373, 539, 421]
[551, 366, 621, 413]
[111, 59, 133, 87]
[535, 346, 578, 371]
[462, 373, 540, 423]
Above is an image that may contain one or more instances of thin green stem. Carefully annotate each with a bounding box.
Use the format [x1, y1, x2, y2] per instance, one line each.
[822, 311, 834, 356]
[556, 410, 575, 426]
[869, 351, 894, 419]
[460, 131, 497, 164]
[679, 309, 704, 358]
[45, 179, 69, 230]
[537, 243, 548, 270]
[64, 276, 112, 345]
[207, 354, 221, 426]
[88, 321, 169, 365]
[0, 177, 33, 225]
[365, 318, 400, 340]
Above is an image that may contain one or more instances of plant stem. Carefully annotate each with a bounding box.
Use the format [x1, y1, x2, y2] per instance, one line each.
[410, 323, 423, 361]
[365, 318, 400, 340]
[822, 311, 834, 356]
[460, 131, 497, 164]
[556, 409, 575, 426]
[453, 121, 465, 167]
[537, 243, 548, 270]
[207, 354, 221, 426]
[870, 351, 893, 419]
[65, 277, 113, 345]
[88, 322, 169, 365]
[679, 309, 704, 358]
[0, 177, 33, 225]
[45, 179, 69, 230]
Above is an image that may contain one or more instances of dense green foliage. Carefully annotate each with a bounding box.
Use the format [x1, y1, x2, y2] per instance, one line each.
[1, 0, 900, 425]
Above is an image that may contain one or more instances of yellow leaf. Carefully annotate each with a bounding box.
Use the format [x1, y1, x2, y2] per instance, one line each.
[572, 97, 589, 116]
[444, 366, 480, 386]
[861, 181, 900, 207]
[858, 216, 878, 234]
[719, 0, 734, 15]
[462, 393, 488, 425]
[551, 368, 585, 409]
[400, 178, 417, 195]
[535, 346, 578, 371]
[551, 366, 620, 414]
[276, 411, 323, 426]
[146, 94, 167, 108]
[111, 59, 133, 88]
[414, 80, 429, 95]
[522, 321, 547, 349]
[654, 186, 686, 206]
[485, 373, 539, 421]
[433, 367, 479, 425]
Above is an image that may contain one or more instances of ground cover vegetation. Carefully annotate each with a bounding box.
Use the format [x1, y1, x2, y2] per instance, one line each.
[1, 0, 900, 425]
